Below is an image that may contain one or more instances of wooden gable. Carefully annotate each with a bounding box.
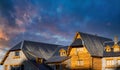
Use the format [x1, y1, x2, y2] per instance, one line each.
[68, 32, 83, 55]
[74, 32, 82, 40]
[1, 50, 27, 65]
[112, 44, 120, 52]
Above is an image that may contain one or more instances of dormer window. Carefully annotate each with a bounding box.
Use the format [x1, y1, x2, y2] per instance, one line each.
[114, 48, 119, 52]
[105, 45, 111, 52]
[113, 44, 120, 52]
[59, 49, 67, 56]
[36, 58, 44, 64]
[60, 51, 66, 56]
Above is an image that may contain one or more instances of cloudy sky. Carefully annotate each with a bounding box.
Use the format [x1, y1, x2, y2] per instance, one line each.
[0, 0, 120, 52]
[0, 0, 120, 69]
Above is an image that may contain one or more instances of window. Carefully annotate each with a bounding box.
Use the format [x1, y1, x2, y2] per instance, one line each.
[15, 51, 20, 56]
[77, 60, 84, 66]
[76, 48, 83, 52]
[13, 51, 20, 59]
[36, 58, 43, 64]
[106, 48, 111, 52]
[106, 60, 115, 66]
[114, 48, 119, 52]
[61, 52, 65, 55]
[60, 51, 66, 56]
[117, 60, 120, 65]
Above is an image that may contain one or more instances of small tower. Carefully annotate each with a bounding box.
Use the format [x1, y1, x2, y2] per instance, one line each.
[114, 36, 118, 44]
[113, 36, 120, 52]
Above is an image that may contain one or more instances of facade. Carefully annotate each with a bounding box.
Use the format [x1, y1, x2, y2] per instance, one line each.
[1, 32, 120, 70]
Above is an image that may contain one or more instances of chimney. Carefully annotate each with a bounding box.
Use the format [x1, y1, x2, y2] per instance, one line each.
[114, 36, 118, 44]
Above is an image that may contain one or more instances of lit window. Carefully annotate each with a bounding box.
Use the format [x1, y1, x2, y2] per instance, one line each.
[114, 48, 119, 52]
[105, 45, 111, 52]
[62, 52, 65, 55]
[15, 51, 20, 56]
[37, 58, 43, 64]
[60, 51, 66, 56]
[77, 60, 84, 66]
[106, 60, 114, 66]
[76, 48, 83, 52]
[117, 60, 120, 65]
[106, 48, 111, 52]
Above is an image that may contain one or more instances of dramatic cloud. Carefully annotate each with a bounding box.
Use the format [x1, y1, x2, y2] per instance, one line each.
[0, 1, 120, 68]
[0, 0, 120, 49]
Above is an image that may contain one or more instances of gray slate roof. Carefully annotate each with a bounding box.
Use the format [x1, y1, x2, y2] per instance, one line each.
[103, 41, 120, 57]
[10, 40, 61, 59]
[70, 39, 83, 47]
[104, 41, 114, 47]
[103, 51, 120, 57]
[52, 46, 68, 56]
[78, 32, 112, 57]
[46, 56, 70, 63]
[9, 40, 64, 70]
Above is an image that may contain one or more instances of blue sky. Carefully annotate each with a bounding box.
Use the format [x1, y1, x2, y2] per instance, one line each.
[0, 0, 120, 49]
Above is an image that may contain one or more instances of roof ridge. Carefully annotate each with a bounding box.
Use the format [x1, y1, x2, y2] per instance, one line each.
[23, 40, 62, 46]
[78, 32, 112, 40]
[21, 40, 25, 50]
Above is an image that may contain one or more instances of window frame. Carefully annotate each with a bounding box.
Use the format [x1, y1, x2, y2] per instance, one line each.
[106, 59, 115, 66]
[15, 51, 20, 56]
[117, 59, 120, 65]
[77, 60, 84, 66]
[76, 48, 83, 52]
[13, 51, 20, 59]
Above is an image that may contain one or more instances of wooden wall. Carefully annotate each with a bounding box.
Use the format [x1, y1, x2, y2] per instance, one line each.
[69, 47, 92, 70]
[3, 50, 39, 70]
[92, 57, 102, 70]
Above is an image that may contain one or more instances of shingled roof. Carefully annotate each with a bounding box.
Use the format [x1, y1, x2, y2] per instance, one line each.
[104, 41, 114, 47]
[78, 32, 112, 57]
[9, 40, 61, 59]
[103, 41, 120, 57]
[1, 40, 66, 70]
[70, 38, 83, 47]
[46, 56, 70, 63]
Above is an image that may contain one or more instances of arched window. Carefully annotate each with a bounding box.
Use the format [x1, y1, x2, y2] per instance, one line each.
[105, 45, 111, 52]
[59, 49, 67, 56]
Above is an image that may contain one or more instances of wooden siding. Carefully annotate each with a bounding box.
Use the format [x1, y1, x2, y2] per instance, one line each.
[92, 57, 102, 70]
[3, 50, 39, 70]
[69, 47, 92, 70]
[4, 51, 26, 65]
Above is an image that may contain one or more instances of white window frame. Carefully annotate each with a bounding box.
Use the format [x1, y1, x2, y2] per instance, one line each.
[76, 48, 83, 52]
[106, 60, 114, 66]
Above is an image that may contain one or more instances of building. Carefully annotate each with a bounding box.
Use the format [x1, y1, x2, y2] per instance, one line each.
[47, 32, 120, 70]
[1, 32, 120, 70]
[0, 40, 68, 70]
